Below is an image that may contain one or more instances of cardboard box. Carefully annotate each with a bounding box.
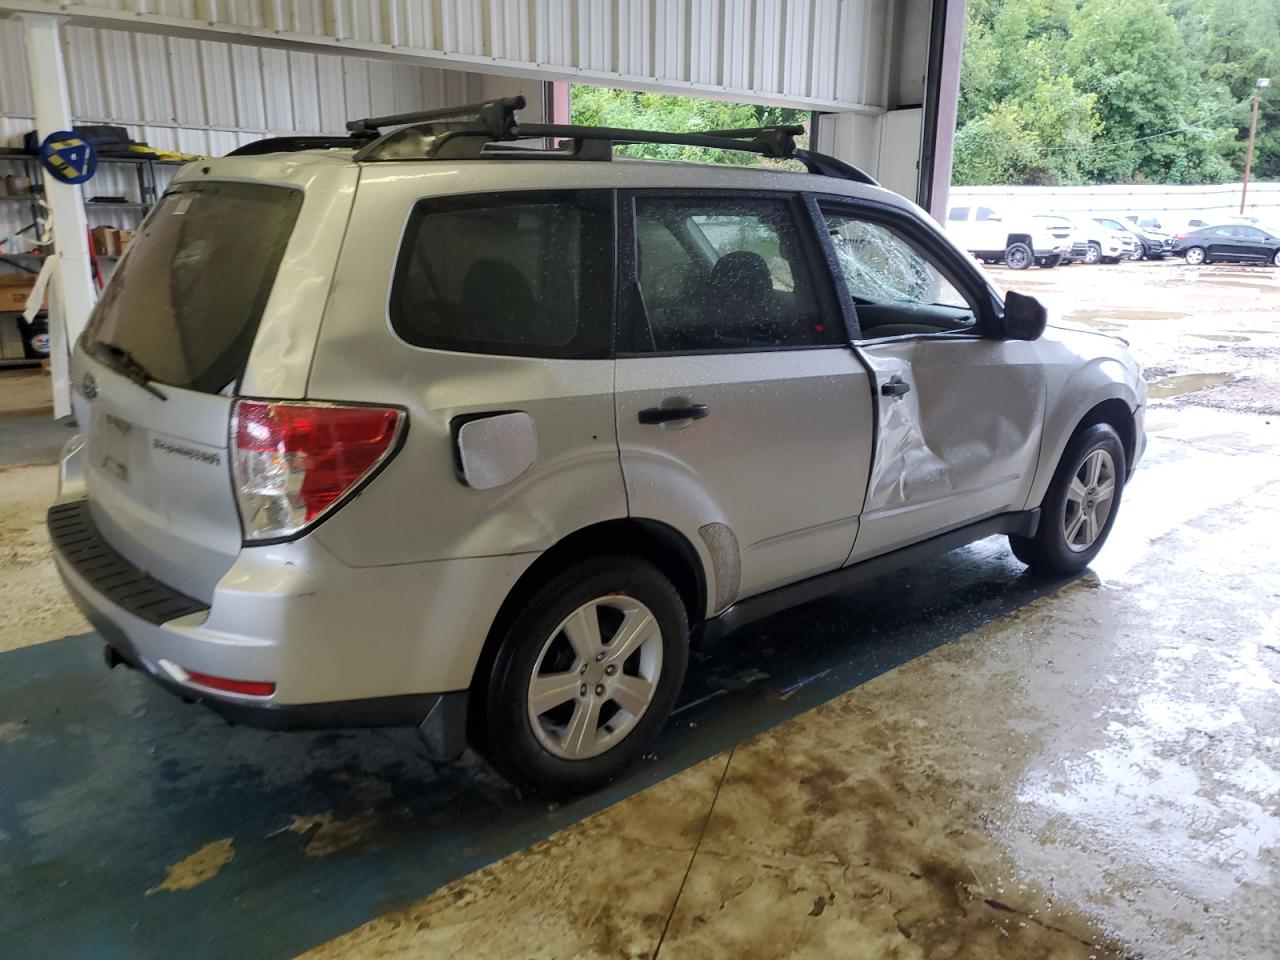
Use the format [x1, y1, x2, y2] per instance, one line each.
[0, 273, 44, 313]
[91, 226, 115, 256]
[116, 228, 134, 253]
[0, 316, 25, 359]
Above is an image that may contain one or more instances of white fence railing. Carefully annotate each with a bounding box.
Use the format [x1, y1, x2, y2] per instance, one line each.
[948, 182, 1280, 229]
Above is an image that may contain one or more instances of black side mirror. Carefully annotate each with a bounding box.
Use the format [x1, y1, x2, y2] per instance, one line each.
[1000, 290, 1047, 341]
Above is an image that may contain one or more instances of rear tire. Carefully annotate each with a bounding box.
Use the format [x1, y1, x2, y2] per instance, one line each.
[1009, 423, 1126, 575]
[1185, 246, 1206, 265]
[481, 555, 689, 796]
[1271, 249, 1280, 267]
[1005, 242, 1033, 270]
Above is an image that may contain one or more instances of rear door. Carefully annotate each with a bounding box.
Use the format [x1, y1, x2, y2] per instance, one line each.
[614, 191, 874, 603]
[1203, 226, 1237, 260]
[816, 199, 1046, 561]
[72, 181, 306, 602]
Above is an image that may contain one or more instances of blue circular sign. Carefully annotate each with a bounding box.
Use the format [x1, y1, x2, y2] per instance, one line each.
[39, 130, 97, 185]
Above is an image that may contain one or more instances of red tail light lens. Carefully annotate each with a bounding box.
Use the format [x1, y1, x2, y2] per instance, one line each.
[185, 669, 276, 698]
[231, 400, 405, 541]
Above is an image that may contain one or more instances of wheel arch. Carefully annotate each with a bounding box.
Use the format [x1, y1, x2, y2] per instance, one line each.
[1026, 374, 1140, 511]
[466, 518, 708, 708]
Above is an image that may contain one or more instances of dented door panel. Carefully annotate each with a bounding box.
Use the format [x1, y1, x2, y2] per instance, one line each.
[848, 337, 1047, 562]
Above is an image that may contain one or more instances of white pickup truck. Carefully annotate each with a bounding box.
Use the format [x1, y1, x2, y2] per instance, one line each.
[945, 204, 1070, 270]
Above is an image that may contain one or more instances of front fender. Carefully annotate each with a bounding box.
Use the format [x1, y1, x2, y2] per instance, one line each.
[1024, 355, 1143, 509]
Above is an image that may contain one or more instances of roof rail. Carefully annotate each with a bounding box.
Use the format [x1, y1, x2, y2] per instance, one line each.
[227, 95, 879, 186]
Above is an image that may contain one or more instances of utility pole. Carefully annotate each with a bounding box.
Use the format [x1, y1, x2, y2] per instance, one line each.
[1241, 77, 1270, 215]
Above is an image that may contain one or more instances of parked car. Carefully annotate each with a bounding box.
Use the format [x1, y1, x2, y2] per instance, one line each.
[47, 99, 1147, 795]
[1119, 215, 1172, 259]
[1173, 224, 1280, 265]
[1090, 217, 1140, 263]
[946, 204, 1069, 269]
[1034, 214, 1090, 263]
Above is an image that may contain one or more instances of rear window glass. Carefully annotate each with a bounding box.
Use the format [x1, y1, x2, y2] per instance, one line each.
[389, 191, 613, 359]
[85, 181, 302, 394]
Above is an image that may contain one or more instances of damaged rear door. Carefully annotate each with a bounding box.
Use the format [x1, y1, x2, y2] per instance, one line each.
[815, 200, 1046, 562]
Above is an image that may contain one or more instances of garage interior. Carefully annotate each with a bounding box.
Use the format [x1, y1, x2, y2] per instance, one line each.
[0, 2, 1277, 958]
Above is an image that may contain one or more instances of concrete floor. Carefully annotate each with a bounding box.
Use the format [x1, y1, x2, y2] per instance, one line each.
[1, 260, 1278, 959]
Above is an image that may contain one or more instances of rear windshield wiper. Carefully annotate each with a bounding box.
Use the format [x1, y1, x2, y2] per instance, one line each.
[90, 341, 168, 401]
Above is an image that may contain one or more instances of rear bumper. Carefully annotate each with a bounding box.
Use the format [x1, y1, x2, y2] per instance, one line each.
[46, 498, 525, 751]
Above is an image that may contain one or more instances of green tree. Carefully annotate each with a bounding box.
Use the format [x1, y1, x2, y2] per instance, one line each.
[956, 0, 1259, 185]
[570, 86, 808, 166]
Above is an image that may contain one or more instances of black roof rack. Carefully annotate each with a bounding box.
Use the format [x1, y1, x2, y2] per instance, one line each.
[227, 95, 879, 186]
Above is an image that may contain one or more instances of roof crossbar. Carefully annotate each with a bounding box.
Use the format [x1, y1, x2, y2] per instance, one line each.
[232, 95, 879, 186]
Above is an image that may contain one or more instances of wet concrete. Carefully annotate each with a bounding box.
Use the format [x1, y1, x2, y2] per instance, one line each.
[306, 406, 1280, 960]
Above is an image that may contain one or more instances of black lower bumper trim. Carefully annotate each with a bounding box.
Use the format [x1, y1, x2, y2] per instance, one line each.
[47, 500, 208, 626]
[104, 628, 461, 731]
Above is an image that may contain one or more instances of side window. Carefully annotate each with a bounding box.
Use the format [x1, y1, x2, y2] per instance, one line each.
[975, 207, 998, 222]
[1237, 227, 1265, 240]
[1211, 227, 1234, 238]
[821, 207, 977, 339]
[632, 195, 832, 352]
[948, 206, 969, 222]
[390, 190, 612, 358]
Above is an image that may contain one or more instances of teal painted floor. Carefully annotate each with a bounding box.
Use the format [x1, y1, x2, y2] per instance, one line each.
[0, 540, 1065, 960]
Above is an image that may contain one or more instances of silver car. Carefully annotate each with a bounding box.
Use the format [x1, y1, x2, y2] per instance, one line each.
[48, 98, 1146, 795]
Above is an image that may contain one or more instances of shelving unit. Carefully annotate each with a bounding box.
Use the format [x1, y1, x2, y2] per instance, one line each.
[1, 148, 185, 368]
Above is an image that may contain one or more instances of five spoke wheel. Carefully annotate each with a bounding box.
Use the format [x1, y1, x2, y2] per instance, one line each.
[527, 595, 664, 760]
[1063, 448, 1116, 552]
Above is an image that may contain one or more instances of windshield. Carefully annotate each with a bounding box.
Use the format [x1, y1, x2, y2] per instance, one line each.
[84, 181, 303, 394]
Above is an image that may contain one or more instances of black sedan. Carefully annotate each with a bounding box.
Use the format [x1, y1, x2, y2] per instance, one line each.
[1173, 224, 1280, 266]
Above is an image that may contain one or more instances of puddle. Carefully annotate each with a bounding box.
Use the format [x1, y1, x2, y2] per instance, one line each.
[1190, 334, 1251, 343]
[1066, 308, 1189, 325]
[1147, 372, 1234, 399]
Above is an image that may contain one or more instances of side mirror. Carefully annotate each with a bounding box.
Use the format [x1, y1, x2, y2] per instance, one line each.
[999, 290, 1047, 341]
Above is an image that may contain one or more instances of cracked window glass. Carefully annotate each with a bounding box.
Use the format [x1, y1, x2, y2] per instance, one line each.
[825, 216, 968, 309]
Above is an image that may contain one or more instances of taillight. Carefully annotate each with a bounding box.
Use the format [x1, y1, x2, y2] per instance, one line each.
[231, 400, 405, 542]
[185, 669, 276, 698]
[1176, 233, 1188, 241]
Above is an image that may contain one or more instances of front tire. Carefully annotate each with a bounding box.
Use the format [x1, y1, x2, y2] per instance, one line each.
[1271, 249, 1280, 267]
[481, 555, 689, 796]
[1185, 246, 1206, 265]
[1083, 242, 1101, 265]
[1009, 423, 1126, 575]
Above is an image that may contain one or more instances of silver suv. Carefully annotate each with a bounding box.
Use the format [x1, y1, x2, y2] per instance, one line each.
[48, 98, 1146, 795]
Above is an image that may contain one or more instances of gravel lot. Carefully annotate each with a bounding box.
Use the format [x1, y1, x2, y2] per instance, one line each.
[986, 258, 1280, 417]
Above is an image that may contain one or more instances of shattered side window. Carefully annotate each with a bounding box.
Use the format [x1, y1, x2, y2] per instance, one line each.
[825, 216, 969, 309]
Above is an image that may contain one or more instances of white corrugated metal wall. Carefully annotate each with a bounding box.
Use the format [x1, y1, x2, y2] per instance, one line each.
[0, 0, 890, 111]
[0, 17, 511, 247]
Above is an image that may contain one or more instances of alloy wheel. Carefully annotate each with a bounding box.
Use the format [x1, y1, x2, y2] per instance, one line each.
[1186, 247, 1206, 265]
[526, 595, 664, 760]
[1064, 449, 1117, 552]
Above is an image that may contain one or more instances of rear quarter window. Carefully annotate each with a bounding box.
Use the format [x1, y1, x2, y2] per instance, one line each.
[389, 190, 614, 359]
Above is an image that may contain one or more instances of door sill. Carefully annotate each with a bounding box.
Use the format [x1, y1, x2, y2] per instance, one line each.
[698, 509, 1040, 643]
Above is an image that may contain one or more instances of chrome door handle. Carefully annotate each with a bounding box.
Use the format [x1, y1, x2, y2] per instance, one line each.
[638, 403, 710, 424]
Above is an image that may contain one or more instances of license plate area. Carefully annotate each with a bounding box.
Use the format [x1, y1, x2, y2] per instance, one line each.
[95, 410, 139, 488]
